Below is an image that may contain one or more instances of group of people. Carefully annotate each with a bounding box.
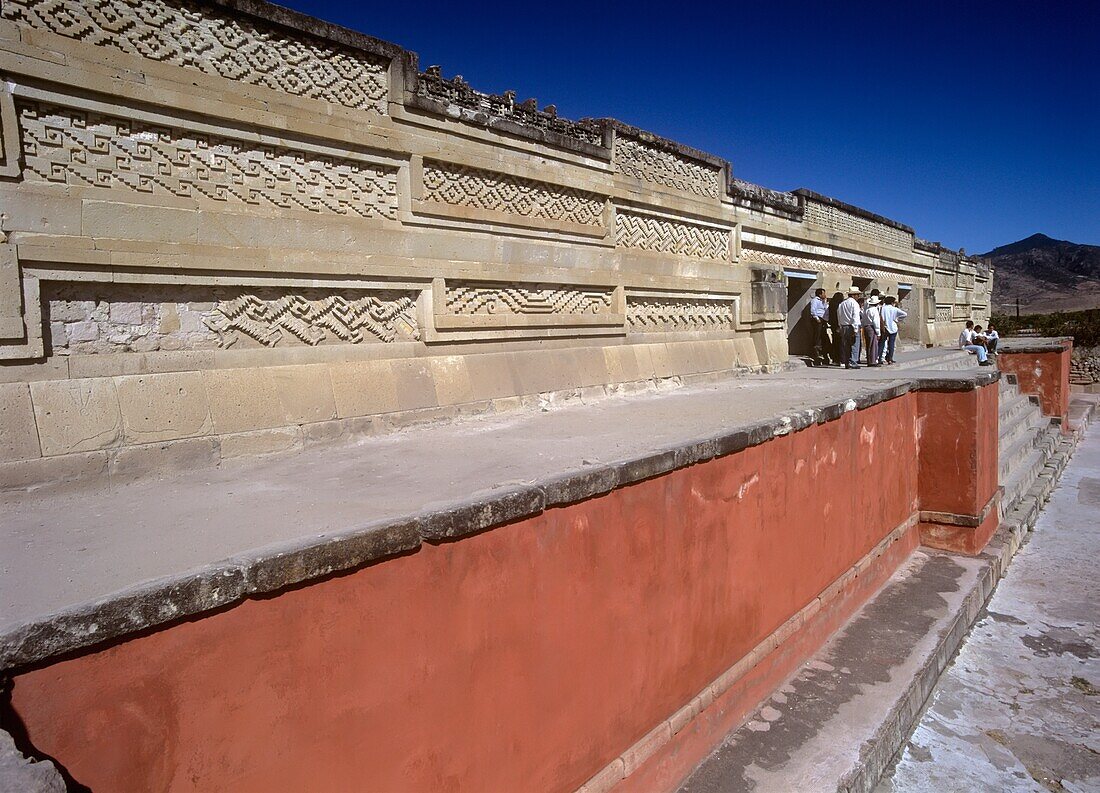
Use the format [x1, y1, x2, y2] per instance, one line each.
[809, 287, 907, 369]
[959, 320, 998, 365]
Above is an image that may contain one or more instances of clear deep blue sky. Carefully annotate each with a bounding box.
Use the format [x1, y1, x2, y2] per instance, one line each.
[283, 0, 1097, 253]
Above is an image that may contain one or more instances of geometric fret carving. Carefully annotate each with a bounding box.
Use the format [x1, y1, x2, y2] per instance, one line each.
[2, 0, 389, 113]
[444, 283, 615, 316]
[615, 211, 730, 260]
[615, 138, 721, 199]
[422, 161, 605, 227]
[20, 102, 399, 219]
[803, 200, 913, 250]
[627, 295, 736, 332]
[206, 290, 419, 347]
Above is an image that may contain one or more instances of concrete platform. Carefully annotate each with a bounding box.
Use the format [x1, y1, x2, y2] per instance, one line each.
[4, 372, 928, 669]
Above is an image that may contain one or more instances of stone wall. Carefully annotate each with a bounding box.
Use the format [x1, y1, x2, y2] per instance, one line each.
[0, 0, 992, 484]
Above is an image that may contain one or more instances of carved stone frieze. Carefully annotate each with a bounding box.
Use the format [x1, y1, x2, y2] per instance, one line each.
[803, 200, 913, 250]
[615, 138, 721, 199]
[626, 294, 736, 332]
[2, 0, 389, 112]
[615, 212, 730, 260]
[422, 161, 604, 227]
[741, 248, 929, 283]
[43, 283, 418, 353]
[20, 102, 399, 219]
[444, 283, 614, 316]
[207, 291, 419, 347]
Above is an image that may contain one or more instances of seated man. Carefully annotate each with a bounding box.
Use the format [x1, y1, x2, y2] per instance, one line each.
[959, 320, 992, 366]
[985, 324, 1000, 355]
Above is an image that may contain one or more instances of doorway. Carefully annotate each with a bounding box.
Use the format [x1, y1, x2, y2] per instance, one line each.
[785, 271, 818, 357]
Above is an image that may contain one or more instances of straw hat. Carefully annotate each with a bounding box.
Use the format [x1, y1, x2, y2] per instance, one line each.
[847, 287, 862, 295]
[867, 295, 881, 305]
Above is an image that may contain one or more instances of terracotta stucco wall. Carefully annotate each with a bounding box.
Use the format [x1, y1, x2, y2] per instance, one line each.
[999, 347, 1072, 430]
[9, 395, 921, 793]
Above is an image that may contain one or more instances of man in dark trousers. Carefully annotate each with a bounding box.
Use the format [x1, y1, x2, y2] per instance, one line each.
[808, 288, 832, 366]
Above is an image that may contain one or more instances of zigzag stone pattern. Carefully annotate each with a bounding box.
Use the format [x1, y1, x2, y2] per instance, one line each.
[615, 138, 721, 199]
[803, 201, 912, 250]
[20, 102, 399, 219]
[206, 290, 419, 348]
[627, 296, 736, 332]
[741, 248, 929, 283]
[1, 0, 389, 112]
[444, 283, 615, 316]
[423, 161, 605, 227]
[615, 211, 730, 261]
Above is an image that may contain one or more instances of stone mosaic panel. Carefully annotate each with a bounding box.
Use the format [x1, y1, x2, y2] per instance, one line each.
[803, 201, 913, 250]
[422, 161, 604, 227]
[615, 138, 721, 199]
[615, 212, 730, 260]
[627, 296, 736, 332]
[44, 283, 418, 353]
[2, 0, 389, 112]
[444, 283, 615, 316]
[20, 102, 399, 219]
[935, 305, 953, 322]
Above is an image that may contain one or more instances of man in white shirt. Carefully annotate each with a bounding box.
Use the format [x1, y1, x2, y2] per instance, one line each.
[861, 295, 882, 367]
[879, 296, 908, 365]
[837, 287, 863, 369]
[959, 320, 992, 366]
[808, 288, 832, 366]
[985, 325, 1000, 355]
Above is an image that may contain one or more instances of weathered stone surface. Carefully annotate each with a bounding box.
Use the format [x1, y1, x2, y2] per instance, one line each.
[29, 377, 122, 455]
[0, 730, 65, 793]
[116, 371, 213, 444]
[0, 382, 39, 461]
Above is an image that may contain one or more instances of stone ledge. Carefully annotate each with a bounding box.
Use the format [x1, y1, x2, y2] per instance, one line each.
[0, 377, 929, 672]
[998, 336, 1073, 354]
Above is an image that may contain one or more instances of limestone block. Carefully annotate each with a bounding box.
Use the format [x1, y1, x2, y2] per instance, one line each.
[219, 427, 301, 459]
[0, 244, 23, 340]
[81, 201, 200, 244]
[0, 188, 83, 237]
[203, 368, 284, 435]
[603, 345, 642, 384]
[0, 383, 40, 462]
[632, 344, 659, 380]
[108, 438, 218, 485]
[0, 452, 108, 492]
[330, 360, 400, 418]
[508, 350, 567, 395]
[116, 371, 213, 444]
[267, 365, 337, 424]
[463, 353, 520, 401]
[428, 356, 474, 406]
[29, 378, 122, 455]
[388, 358, 439, 411]
[572, 347, 612, 388]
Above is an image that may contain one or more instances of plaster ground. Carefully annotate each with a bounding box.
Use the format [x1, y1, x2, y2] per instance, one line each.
[877, 429, 1100, 793]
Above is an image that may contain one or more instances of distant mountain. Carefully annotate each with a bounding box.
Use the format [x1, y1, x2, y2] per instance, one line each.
[983, 234, 1100, 314]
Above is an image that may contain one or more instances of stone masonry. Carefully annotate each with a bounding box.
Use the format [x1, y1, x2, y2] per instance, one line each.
[0, 0, 992, 487]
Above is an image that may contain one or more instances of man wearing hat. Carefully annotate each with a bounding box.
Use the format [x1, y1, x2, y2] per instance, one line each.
[837, 287, 863, 369]
[861, 294, 882, 367]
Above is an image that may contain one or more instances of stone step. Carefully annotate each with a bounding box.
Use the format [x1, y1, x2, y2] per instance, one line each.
[998, 423, 1052, 481]
[676, 548, 998, 793]
[998, 407, 1045, 451]
[1000, 445, 1052, 517]
[998, 393, 1033, 429]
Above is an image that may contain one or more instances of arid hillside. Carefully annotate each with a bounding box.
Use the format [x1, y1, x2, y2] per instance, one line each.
[986, 234, 1100, 314]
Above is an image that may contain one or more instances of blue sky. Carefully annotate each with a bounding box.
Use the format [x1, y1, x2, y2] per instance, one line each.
[282, 0, 1098, 253]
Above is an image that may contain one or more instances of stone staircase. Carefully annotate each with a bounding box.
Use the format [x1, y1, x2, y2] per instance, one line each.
[998, 374, 1061, 519]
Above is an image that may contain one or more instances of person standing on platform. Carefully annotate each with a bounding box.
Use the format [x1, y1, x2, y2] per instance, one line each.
[861, 294, 882, 367]
[879, 296, 907, 364]
[809, 288, 832, 366]
[829, 292, 844, 365]
[838, 287, 863, 369]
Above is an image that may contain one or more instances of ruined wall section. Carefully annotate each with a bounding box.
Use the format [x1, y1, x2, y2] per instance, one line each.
[0, 0, 987, 482]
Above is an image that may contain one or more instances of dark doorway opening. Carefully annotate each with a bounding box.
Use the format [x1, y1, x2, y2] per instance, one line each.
[785, 273, 817, 356]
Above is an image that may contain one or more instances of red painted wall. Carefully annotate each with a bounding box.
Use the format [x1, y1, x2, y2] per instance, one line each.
[9, 395, 921, 793]
[999, 345, 1072, 429]
[915, 384, 1000, 554]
